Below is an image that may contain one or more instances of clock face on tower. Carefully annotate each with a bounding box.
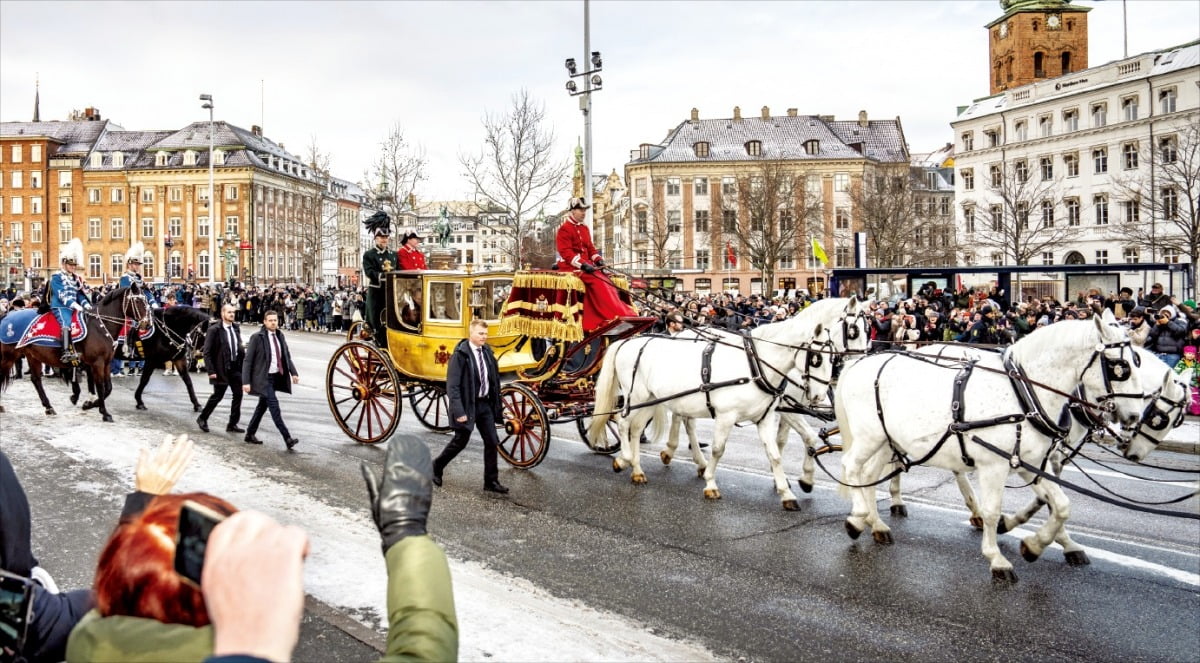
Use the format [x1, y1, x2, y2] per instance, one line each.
[1047, 13, 1061, 29]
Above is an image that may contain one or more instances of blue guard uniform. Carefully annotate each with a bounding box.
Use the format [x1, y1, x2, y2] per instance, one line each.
[117, 242, 157, 357]
[49, 238, 91, 362]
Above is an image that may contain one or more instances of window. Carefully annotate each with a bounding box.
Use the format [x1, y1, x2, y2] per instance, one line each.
[169, 186, 182, 202]
[991, 252, 1004, 267]
[183, 151, 197, 166]
[30, 145, 40, 162]
[835, 207, 851, 230]
[963, 205, 975, 233]
[1163, 248, 1181, 264]
[30, 251, 42, 269]
[634, 210, 647, 233]
[10, 145, 21, 162]
[169, 217, 182, 239]
[1014, 159, 1029, 182]
[142, 217, 155, 237]
[89, 153, 102, 168]
[666, 178, 680, 196]
[1017, 201, 1030, 229]
[1038, 115, 1052, 137]
[155, 152, 168, 167]
[58, 197, 71, 214]
[962, 168, 974, 191]
[1066, 198, 1080, 226]
[1040, 156, 1053, 180]
[1014, 121, 1027, 141]
[88, 254, 101, 278]
[1159, 136, 1178, 163]
[110, 217, 124, 239]
[1095, 249, 1108, 265]
[989, 204, 1002, 232]
[666, 210, 681, 234]
[87, 188, 101, 203]
[1093, 195, 1108, 225]
[834, 172, 849, 192]
[1042, 252, 1054, 266]
[1122, 142, 1139, 170]
[1062, 109, 1078, 131]
[1122, 96, 1138, 121]
[111, 187, 124, 203]
[779, 210, 794, 232]
[226, 184, 238, 201]
[1034, 52, 1045, 78]
[693, 142, 709, 158]
[939, 197, 950, 216]
[110, 254, 124, 277]
[1091, 103, 1107, 127]
[30, 172, 40, 189]
[1061, 51, 1072, 73]
[635, 178, 647, 198]
[1121, 199, 1139, 224]
[1064, 153, 1079, 177]
[694, 177, 708, 196]
[1162, 187, 1178, 219]
[989, 164, 1002, 188]
[198, 252, 210, 279]
[696, 249, 710, 270]
[1092, 147, 1108, 174]
[197, 215, 209, 238]
[142, 252, 154, 278]
[58, 222, 70, 243]
[112, 151, 123, 168]
[9, 197, 21, 214]
[198, 185, 209, 202]
[29, 196, 41, 213]
[1041, 200, 1054, 228]
[1123, 247, 1139, 264]
[8, 223, 21, 241]
[804, 139, 820, 155]
[834, 246, 852, 268]
[722, 209, 737, 233]
[745, 140, 762, 157]
[1159, 88, 1177, 114]
[963, 131, 975, 151]
[29, 222, 41, 243]
[985, 129, 999, 147]
[225, 215, 239, 236]
[10, 171, 21, 188]
[723, 246, 737, 270]
[778, 252, 794, 269]
[694, 209, 710, 232]
[141, 187, 154, 203]
[721, 176, 736, 196]
[88, 217, 101, 239]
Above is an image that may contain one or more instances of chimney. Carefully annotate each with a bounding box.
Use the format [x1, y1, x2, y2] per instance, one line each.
[761, 106, 770, 120]
[690, 107, 699, 123]
[818, 115, 834, 122]
[787, 108, 798, 117]
[858, 110, 869, 128]
[251, 125, 263, 137]
[84, 107, 101, 121]
[733, 106, 742, 121]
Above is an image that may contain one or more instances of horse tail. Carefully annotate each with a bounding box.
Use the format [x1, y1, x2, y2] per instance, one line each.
[646, 406, 670, 445]
[587, 339, 625, 449]
[0, 346, 11, 394]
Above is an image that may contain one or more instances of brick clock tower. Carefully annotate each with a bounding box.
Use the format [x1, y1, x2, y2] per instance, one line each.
[987, 0, 1091, 95]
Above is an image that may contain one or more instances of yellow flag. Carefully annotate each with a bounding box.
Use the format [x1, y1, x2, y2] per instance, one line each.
[811, 237, 829, 266]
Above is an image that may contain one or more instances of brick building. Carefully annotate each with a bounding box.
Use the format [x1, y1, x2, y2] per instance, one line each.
[988, 0, 1091, 95]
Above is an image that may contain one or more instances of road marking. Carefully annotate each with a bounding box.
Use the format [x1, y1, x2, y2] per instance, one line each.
[1002, 526, 1200, 587]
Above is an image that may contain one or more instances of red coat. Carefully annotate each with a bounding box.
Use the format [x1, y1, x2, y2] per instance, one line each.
[555, 219, 601, 270]
[398, 246, 427, 270]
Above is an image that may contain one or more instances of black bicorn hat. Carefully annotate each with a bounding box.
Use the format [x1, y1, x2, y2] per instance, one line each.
[363, 211, 392, 237]
[401, 232, 421, 243]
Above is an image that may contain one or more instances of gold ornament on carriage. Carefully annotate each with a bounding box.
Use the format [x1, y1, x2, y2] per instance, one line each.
[535, 294, 549, 312]
[434, 344, 450, 365]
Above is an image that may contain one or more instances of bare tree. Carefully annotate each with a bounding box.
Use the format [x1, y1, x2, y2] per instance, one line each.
[460, 89, 570, 267]
[305, 135, 332, 174]
[1111, 120, 1200, 290]
[364, 122, 426, 219]
[636, 194, 683, 270]
[964, 159, 1080, 266]
[851, 166, 959, 267]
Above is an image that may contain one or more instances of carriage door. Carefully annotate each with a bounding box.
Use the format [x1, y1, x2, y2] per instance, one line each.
[390, 274, 422, 333]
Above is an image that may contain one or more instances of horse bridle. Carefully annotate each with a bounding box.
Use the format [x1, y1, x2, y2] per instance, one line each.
[121, 288, 152, 330]
[1129, 380, 1189, 446]
[798, 329, 837, 392]
[1079, 336, 1144, 405]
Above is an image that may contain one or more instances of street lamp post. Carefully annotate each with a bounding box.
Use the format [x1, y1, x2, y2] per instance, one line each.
[218, 231, 238, 286]
[200, 94, 216, 284]
[563, 3, 603, 234]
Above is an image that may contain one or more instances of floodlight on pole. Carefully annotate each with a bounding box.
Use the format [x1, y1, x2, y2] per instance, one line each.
[200, 93, 216, 284]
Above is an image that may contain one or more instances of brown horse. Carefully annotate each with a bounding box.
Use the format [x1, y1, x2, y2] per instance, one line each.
[0, 285, 150, 422]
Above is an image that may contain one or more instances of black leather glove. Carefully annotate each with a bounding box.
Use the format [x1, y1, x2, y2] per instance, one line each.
[360, 433, 433, 554]
[594, 258, 606, 268]
[580, 263, 596, 274]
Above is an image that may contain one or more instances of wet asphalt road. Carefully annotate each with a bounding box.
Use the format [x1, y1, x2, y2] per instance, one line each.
[5, 325, 1199, 662]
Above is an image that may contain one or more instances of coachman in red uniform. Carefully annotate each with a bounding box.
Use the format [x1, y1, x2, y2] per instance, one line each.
[555, 197, 635, 331]
[397, 233, 428, 270]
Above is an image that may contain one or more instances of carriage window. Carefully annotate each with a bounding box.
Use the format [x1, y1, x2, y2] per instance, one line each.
[428, 281, 461, 322]
[471, 278, 512, 320]
[391, 275, 422, 331]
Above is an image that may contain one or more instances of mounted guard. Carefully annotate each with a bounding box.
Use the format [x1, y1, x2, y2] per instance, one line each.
[48, 238, 92, 363]
[362, 211, 397, 347]
[118, 241, 159, 358]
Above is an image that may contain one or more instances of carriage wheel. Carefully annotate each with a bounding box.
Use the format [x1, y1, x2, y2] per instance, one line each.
[575, 415, 621, 455]
[497, 384, 550, 468]
[409, 384, 452, 431]
[325, 341, 402, 444]
[346, 320, 372, 343]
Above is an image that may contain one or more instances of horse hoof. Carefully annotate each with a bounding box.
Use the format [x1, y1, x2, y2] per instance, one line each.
[1064, 550, 1091, 566]
[703, 488, 721, 500]
[782, 499, 800, 511]
[844, 520, 863, 540]
[69, 395, 79, 405]
[1019, 539, 1042, 563]
[969, 516, 984, 530]
[193, 404, 202, 412]
[798, 479, 813, 494]
[102, 414, 113, 423]
[890, 504, 908, 518]
[136, 403, 147, 410]
[991, 568, 1018, 584]
[612, 458, 623, 473]
[631, 472, 647, 484]
[660, 450, 672, 465]
[45, 408, 56, 416]
[872, 530, 894, 545]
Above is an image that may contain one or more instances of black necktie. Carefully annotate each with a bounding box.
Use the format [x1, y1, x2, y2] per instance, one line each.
[476, 347, 487, 397]
[227, 326, 236, 356]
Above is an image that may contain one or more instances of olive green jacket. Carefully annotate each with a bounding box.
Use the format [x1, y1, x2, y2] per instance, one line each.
[363, 247, 399, 289]
[66, 535, 458, 663]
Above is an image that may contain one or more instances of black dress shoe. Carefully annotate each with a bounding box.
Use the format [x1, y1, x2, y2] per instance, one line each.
[432, 468, 443, 487]
[285, 438, 300, 451]
[483, 481, 509, 494]
[226, 424, 245, 433]
[196, 417, 209, 433]
[244, 436, 263, 444]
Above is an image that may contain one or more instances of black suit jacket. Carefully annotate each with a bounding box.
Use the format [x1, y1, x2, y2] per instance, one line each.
[446, 339, 501, 431]
[242, 327, 298, 396]
[203, 322, 244, 385]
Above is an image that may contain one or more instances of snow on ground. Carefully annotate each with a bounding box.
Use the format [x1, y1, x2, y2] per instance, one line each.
[0, 389, 717, 662]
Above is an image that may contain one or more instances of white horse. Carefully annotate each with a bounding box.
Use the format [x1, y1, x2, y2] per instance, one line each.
[589, 297, 867, 508]
[835, 310, 1146, 582]
[884, 345, 1191, 543]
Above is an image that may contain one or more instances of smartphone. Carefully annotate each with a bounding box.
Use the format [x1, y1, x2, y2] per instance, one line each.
[0, 570, 34, 658]
[174, 500, 227, 587]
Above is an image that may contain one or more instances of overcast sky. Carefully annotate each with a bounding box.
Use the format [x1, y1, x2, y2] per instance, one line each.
[2, 1, 1197, 201]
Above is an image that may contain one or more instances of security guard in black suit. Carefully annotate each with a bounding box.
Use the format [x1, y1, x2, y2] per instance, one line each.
[362, 213, 398, 347]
